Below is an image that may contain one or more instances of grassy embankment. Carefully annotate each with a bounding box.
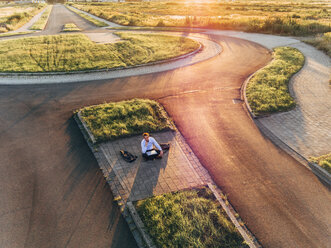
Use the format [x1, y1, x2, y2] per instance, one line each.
[69, 0, 330, 36]
[0, 32, 199, 72]
[136, 187, 247, 248]
[0, 4, 45, 33]
[246, 47, 304, 115]
[66, 5, 108, 27]
[29, 5, 53, 30]
[62, 23, 80, 32]
[309, 153, 331, 174]
[79, 99, 174, 143]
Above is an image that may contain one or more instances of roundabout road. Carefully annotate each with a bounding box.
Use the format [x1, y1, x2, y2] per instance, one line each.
[0, 5, 330, 248]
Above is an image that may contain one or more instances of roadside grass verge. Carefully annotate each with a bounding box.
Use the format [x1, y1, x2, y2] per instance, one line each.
[135, 187, 247, 248]
[0, 4, 45, 32]
[79, 99, 174, 143]
[62, 23, 80, 32]
[309, 153, 331, 174]
[29, 5, 53, 30]
[0, 32, 199, 72]
[0, 31, 34, 37]
[302, 32, 331, 57]
[246, 47, 305, 115]
[66, 5, 108, 27]
[69, 1, 331, 36]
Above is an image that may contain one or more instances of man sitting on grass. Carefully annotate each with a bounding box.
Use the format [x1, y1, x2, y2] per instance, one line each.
[141, 132, 163, 160]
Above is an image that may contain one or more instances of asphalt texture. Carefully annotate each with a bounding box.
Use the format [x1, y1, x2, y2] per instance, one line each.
[0, 4, 330, 248]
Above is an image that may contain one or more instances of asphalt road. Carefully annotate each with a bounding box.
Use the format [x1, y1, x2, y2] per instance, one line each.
[0, 4, 330, 248]
[42, 4, 97, 35]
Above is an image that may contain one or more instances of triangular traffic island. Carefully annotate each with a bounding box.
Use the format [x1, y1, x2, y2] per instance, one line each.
[75, 98, 260, 248]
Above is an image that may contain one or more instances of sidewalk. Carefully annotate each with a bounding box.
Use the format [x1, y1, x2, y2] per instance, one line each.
[205, 30, 331, 159]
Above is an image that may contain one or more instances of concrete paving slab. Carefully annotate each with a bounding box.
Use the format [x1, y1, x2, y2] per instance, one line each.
[98, 131, 205, 202]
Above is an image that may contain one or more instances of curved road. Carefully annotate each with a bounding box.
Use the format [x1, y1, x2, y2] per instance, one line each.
[0, 4, 330, 248]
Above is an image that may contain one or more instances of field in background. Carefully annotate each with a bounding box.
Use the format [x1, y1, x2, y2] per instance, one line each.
[0, 3, 45, 32]
[69, 0, 330, 36]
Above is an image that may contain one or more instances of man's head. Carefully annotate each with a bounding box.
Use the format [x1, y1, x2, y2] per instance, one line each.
[143, 132, 149, 142]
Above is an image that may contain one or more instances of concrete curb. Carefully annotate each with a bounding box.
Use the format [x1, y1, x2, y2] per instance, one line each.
[241, 49, 331, 187]
[126, 202, 156, 248]
[76, 111, 97, 144]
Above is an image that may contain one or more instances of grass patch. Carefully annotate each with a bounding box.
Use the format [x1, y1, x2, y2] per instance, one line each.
[0, 4, 45, 32]
[246, 47, 304, 115]
[309, 153, 331, 174]
[69, 1, 331, 36]
[135, 187, 247, 248]
[66, 5, 108, 27]
[302, 32, 331, 57]
[62, 23, 80, 32]
[29, 5, 52, 30]
[0, 31, 34, 37]
[0, 32, 199, 72]
[79, 99, 173, 143]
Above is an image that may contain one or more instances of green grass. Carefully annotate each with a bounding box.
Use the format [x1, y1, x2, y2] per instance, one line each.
[246, 47, 305, 115]
[0, 4, 45, 32]
[309, 153, 331, 174]
[135, 187, 247, 248]
[69, 0, 331, 36]
[62, 23, 80, 32]
[66, 5, 108, 27]
[0, 32, 199, 72]
[30, 5, 52, 30]
[79, 99, 174, 143]
[0, 31, 34, 37]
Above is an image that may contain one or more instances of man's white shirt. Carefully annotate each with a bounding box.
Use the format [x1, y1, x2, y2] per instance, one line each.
[141, 137, 162, 153]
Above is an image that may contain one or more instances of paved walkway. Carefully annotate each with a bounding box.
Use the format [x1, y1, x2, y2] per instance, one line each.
[93, 131, 212, 203]
[8, 6, 47, 33]
[205, 30, 331, 158]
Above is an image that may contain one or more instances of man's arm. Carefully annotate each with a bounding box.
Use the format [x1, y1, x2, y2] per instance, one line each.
[141, 140, 147, 153]
[151, 137, 162, 151]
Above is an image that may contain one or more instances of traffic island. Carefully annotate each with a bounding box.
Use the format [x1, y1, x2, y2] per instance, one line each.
[75, 99, 260, 248]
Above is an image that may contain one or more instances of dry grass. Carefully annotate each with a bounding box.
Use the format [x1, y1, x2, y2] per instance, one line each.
[79, 99, 173, 143]
[0, 4, 45, 32]
[69, 0, 330, 36]
[30, 5, 52, 30]
[0, 32, 199, 72]
[136, 187, 247, 248]
[62, 23, 80, 32]
[246, 47, 305, 115]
